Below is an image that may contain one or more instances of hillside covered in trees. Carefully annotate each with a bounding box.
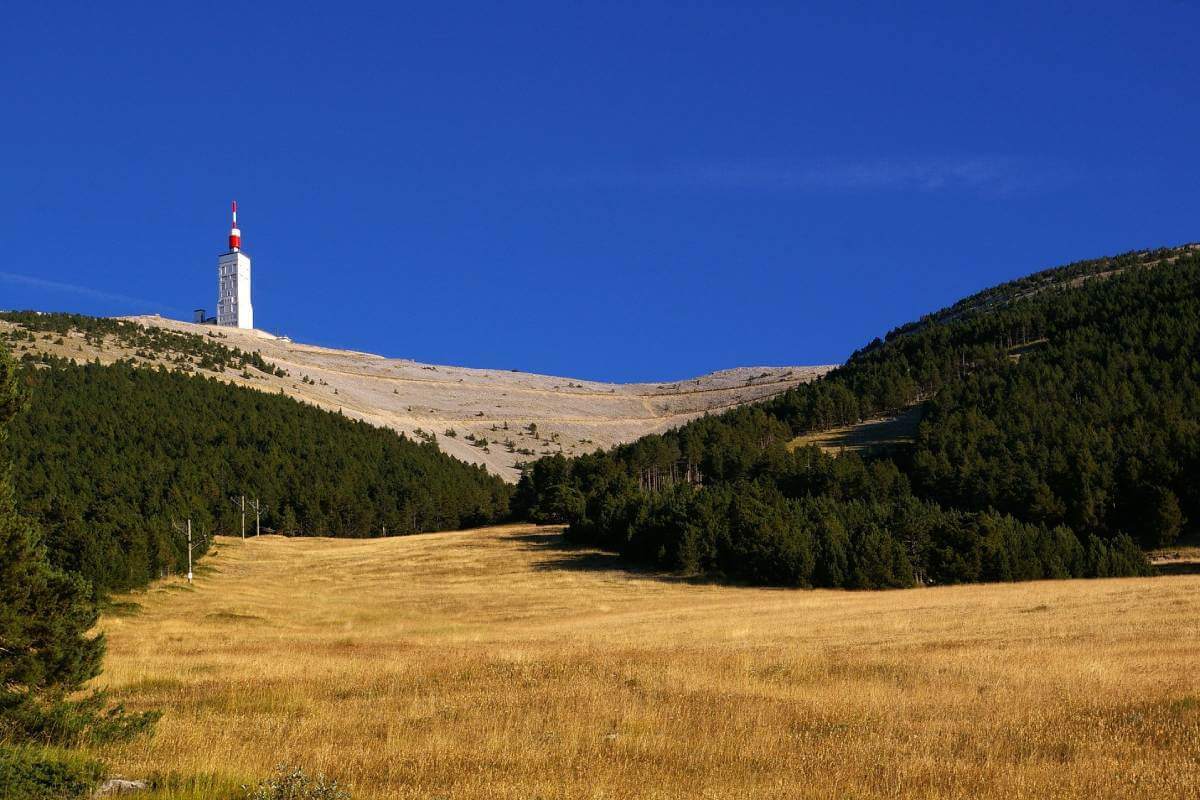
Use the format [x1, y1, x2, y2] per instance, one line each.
[0, 311, 284, 376]
[4, 354, 512, 593]
[515, 245, 1200, 588]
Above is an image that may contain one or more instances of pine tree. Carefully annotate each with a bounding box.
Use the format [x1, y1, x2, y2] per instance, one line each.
[0, 346, 155, 746]
[0, 346, 104, 740]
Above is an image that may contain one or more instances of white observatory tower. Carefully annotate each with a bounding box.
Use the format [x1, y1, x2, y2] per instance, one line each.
[216, 201, 253, 329]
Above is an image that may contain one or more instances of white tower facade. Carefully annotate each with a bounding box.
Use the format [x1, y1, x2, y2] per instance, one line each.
[217, 201, 253, 329]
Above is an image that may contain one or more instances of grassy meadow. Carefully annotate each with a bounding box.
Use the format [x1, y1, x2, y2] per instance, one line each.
[786, 406, 923, 455]
[90, 525, 1200, 799]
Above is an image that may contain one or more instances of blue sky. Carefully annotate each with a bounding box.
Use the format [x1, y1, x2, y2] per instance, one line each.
[2, 1, 1197, 381]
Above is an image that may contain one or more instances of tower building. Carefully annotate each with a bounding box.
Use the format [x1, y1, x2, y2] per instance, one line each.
[217, 201, 253, 329]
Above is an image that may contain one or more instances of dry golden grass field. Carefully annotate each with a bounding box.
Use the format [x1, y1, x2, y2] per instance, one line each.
[787, 407, 924, 456]
[91, 525, 1200, 799]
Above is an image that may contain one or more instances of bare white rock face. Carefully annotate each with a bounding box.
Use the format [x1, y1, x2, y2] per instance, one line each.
[90, 316, 833, 481]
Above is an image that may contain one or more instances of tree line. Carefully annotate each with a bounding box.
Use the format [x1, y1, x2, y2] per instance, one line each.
[3, 317, 482, 792]
[515, 247, 1200, 587]
[1, 346, 157, 795]
[6, 354, 513, 593]
[0, 311, 284, 376]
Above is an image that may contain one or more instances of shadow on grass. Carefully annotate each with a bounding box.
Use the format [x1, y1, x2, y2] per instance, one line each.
[789, 405, 924, 455]
[512, 529, 721, 586]
[1154, 562, 1200, 576]
[101, 599, 144, 618]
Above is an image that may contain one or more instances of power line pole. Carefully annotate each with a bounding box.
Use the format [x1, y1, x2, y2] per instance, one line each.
[171, 518, 196, 583]
[230, 494, 246, 540]
[248, 497, 263, 537]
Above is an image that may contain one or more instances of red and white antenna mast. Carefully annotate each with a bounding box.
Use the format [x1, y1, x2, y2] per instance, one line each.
[228, 200, 241, 251]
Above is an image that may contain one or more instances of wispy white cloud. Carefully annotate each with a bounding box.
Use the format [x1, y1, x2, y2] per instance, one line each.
[0, 271, 177, 314]
[580, 156, 1073, 196]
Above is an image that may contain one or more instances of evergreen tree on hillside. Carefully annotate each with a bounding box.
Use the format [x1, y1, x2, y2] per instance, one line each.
[0, 345, 102, 710]
[0, 344, 154, 800]
[5, 355, 513, 593]
[524, 246, 1189, 588]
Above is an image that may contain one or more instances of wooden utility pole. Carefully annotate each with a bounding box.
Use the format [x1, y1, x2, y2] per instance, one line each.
[231, 495, 246, 540]
[248, 498, 263, 537]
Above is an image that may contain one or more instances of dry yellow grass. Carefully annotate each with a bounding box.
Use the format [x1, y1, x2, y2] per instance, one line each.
[91, 525, 1200, 799]
[787, 407, 923, 455]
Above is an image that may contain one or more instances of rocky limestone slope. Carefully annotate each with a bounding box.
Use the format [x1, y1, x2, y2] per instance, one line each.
[5, 314, 831, 481]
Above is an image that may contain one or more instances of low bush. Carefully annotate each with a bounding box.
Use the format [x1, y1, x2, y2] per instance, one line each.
[244, 765, 351, 800]
[0, 745, 103, 800]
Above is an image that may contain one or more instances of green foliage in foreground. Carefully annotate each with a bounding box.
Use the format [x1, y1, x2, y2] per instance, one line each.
[0, 347, 108, 745]
[5, 355, 513, 593]
[518, 246, 1200, 587]
[0, 691, 159, 749]
[0, 347, 157, 798]
[0, 745, 104, 800]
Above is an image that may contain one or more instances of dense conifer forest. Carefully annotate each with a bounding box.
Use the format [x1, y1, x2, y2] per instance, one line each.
[3, 245, 1194, 596]
[1, 344, 160, 794]
[515, 246, 1200, 588]
[4, 355, 512, 593]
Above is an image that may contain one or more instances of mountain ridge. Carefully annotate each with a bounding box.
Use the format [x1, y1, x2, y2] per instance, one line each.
[0, 312, 830, 481]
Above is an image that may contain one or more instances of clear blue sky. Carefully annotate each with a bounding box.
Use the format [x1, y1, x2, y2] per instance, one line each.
[2, 2, 1197, 381]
